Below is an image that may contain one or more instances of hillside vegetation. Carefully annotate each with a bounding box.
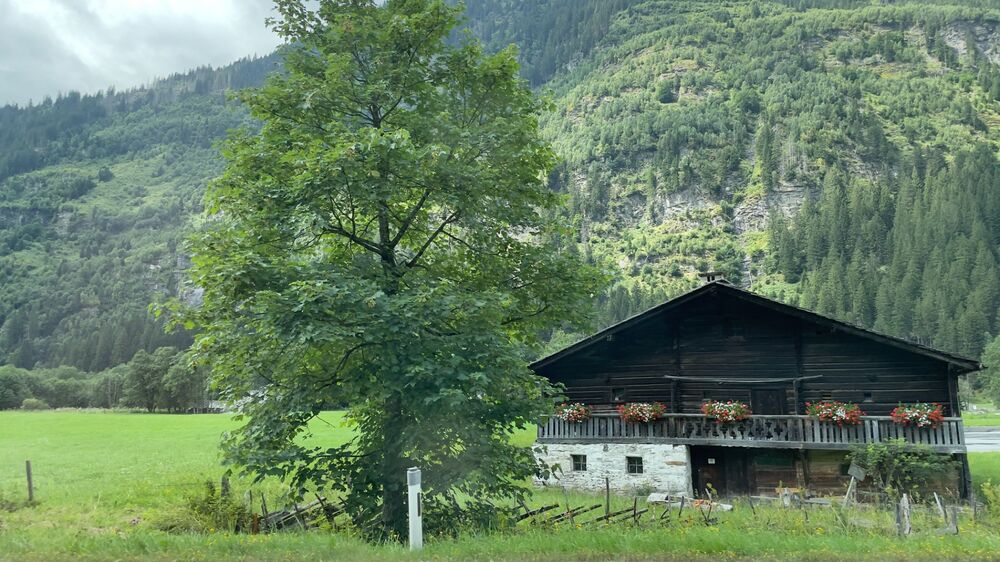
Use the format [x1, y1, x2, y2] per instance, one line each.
[0, 56, 277, 371]
[468, 0, 1000, 361]
[3, 1, 1000, 375]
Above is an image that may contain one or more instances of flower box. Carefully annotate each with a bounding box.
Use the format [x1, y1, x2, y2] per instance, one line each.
[805, 400, 864, 426]
[554, 402, 591, 423]
[890, 402, 944, 429]
[701, 400, 751, 423]
[617, 402, 666, 423]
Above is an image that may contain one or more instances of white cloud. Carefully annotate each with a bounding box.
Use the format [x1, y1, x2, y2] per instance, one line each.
[0, 0, 282, 106]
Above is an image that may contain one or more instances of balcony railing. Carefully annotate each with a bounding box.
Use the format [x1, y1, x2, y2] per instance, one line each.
[537, 413, 966, 453]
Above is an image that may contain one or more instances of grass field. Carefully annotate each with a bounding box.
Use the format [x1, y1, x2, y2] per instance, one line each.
[2, 410, 1000, 561]
[962, 414, 1000, 427]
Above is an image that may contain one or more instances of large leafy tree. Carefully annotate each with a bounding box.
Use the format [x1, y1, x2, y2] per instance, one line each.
[182, 0, 598, 539]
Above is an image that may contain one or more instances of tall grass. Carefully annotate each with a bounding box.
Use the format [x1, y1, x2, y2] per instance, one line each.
[2, 410, 1000, 561]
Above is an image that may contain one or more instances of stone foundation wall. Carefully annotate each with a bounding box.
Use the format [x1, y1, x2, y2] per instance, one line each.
[534, 442, 692, 496]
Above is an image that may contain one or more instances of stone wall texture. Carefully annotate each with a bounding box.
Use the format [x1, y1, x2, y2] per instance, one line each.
[534, 443, 692, 496]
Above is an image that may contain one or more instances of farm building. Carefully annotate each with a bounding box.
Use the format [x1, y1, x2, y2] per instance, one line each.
[531, 278, 979, 498]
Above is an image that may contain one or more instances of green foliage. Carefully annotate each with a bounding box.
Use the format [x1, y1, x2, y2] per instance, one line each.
[96, 167, 114, 182]
[0, 368, 29, 409]
[6, 0, 1000, 378]
[182, 0, 599, 542]
[462, 0, 642, 86]
[769, 145, 1000, 359]
[0, 349, 204, 411]
[155, 480, 252, 534]
[0, 56, 270, 372]
[20, 397, 50, 410]
[980, 479, 1000, 529]
[981, 334, 1000, 408]
[120, 347, 207, 412]
[847, 439, 958, 498]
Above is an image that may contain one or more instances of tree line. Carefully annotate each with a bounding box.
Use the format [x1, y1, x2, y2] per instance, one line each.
[0, 346, 208, 412]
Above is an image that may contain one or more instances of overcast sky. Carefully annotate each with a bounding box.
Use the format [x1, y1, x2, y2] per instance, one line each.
[0, 0, 283, 107]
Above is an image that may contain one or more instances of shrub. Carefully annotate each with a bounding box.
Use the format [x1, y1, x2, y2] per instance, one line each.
[20, 398, 49, 410]
[97, 166, 114, 182]
[981, 480, 1000, 523]
[847, 439, 957, 499]
[0, 369, 29, 409]
[155, 480, 251, 534]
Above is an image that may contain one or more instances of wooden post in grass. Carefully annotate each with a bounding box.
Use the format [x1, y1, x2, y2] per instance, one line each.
[604, 477, 610, 518]
[933, 492, 947, 522]
[896, 494, 911, 536]
[25, 460, 33, 503]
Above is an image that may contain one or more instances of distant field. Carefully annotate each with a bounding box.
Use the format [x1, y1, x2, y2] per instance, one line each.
[2, 411, 1000, 561]
[963, 414, 1000, 427]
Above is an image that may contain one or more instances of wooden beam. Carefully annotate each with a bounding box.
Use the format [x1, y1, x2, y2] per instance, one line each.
[794, 322, 805, 415]
[947, 365, 962, 417]
[536, 437, 967, 454]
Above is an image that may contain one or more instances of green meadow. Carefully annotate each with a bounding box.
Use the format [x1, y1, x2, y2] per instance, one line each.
[2, 410, 1000, 561]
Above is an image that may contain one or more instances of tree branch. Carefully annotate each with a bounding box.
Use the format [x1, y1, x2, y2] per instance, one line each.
[405, 211, 460, 268]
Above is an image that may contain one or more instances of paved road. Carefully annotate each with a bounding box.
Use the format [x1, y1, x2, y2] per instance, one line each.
[964, 426, 1000, 452]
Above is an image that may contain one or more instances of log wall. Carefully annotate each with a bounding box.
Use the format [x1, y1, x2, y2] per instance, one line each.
[538, 291, 956, 416]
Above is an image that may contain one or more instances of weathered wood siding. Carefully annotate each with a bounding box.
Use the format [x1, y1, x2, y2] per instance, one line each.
[537, 291, 957, 416]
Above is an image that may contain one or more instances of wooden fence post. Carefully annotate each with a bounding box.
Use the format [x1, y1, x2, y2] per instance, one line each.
[604, 478, 610, 518]
[897, 494, 911, 536]
[25, 460, 34, 503]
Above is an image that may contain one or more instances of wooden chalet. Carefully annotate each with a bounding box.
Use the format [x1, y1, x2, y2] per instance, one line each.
[531, 279, 979, 498]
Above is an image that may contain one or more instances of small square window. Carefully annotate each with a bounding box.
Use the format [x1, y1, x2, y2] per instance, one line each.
[863, 392, 873, 403]
[611, 387, 626, 402]
[571, 454, 587, 472]
[627, 456, 644, 474]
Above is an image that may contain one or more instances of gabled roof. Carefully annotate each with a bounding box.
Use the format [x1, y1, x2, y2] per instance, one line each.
[531, 281, 981, 373]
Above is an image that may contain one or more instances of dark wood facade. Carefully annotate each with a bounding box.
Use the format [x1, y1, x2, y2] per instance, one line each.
[532, 281, 979, 498]
[533, 282, 977, 416]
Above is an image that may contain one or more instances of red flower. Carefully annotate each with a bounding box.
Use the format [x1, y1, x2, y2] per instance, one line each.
[805, 400, 864, 426]
[890, 403, 944, 429]
[618, 402, 666, 423]
[555, 403, 591, 423]
[701, 400, 751, 424]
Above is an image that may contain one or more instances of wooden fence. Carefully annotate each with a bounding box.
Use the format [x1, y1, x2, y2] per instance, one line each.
[537, 414, 966, 453]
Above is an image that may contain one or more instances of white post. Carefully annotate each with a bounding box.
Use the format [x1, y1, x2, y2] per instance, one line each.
[407, 467, 423, 551]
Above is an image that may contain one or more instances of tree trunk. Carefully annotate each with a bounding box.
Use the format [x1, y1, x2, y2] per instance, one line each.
[379, 393, 407, 539]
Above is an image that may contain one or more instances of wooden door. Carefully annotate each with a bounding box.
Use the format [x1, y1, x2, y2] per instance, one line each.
[751, 388, 787, 415]
[691, 447, 749, 496]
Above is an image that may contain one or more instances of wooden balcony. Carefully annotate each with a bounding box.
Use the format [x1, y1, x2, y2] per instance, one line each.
[537, 413, 967, 453]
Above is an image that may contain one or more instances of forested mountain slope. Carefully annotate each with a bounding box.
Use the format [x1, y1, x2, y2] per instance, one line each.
[0, 56, 277, 370]
[4, 0, 1000, 373]
[465, 0, 1000, 360]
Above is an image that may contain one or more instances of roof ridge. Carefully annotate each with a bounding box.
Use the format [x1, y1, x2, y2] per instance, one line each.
[530, 281, 981, 372]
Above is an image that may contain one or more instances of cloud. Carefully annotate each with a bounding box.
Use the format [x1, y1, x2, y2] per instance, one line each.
[0, 0, 282, 106]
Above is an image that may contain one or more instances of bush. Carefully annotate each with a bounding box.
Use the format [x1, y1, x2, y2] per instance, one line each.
[20, 398, 50, 410]
[155, 480, 251, 534]
[982, 480, 1000, 518]
[0, 369, 29, 409]
[847, 439, 957, 499]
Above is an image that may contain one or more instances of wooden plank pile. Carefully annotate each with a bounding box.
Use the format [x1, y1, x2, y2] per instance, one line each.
[257, 493, 345, 532]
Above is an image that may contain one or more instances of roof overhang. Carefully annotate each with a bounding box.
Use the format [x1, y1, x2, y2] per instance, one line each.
[531, 282, 981, 374]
